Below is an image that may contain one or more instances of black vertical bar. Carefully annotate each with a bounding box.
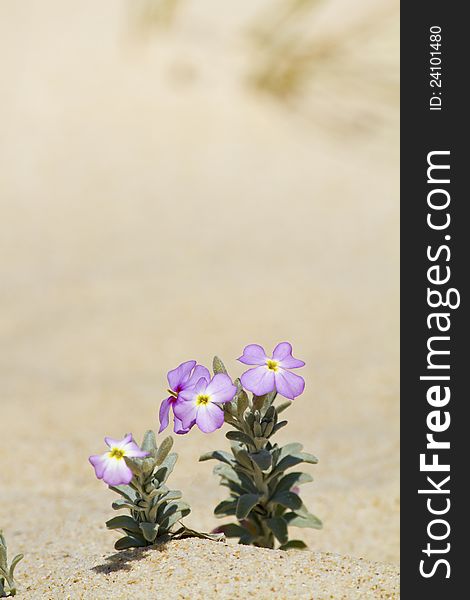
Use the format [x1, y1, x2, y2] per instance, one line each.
[401, 2, 467, 597]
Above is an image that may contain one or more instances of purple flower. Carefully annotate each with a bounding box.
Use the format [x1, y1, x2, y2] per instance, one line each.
[159, 360, 211, 434]
[89, 434, 148, 486]
[238, 342, 305, 400]
[173, 373, 237, 433]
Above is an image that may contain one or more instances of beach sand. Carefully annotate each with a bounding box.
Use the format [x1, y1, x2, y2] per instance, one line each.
[0, 0, 399, 597]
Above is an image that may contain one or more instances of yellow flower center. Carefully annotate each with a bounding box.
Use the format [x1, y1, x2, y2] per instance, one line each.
[196, 394, 210, 406]
[109, 447, 125, 460]
[266, 360, 279, 372]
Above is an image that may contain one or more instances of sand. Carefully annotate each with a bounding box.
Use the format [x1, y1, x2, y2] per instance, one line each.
[0, 0, 399, 597]
[20, 539, 399, 599]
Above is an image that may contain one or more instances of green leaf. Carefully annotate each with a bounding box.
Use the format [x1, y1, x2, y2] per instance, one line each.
[284, 512, 323, 529]
[236, 387, 249, 416]
[214, 499, 237, 516]
[213, 464, 258, 493]
[139, 522, 159, 542]
[273, 451, 317, 474]
[266, 517, 288, 544]
[249, 449, 272, 471]
[114, 535, 147, 550]
[213, 356, 228, 374]
[276, 401, 292, 414]
[9, 553, 23, 577]
[271, 420, 288, 434]
[106, 515, 141, 534]
[155, 436, 174, 465]
[226, 431, 254, 446]
[236, 493, 260, 519]
[111, 499, 145, 511]
[141, 430, 157, 453]
[279, 540, 308, 550]
[154, 452, 177, 484]
[270, 491, 302, 510]
[298, 452, 319, 464]
[214, 523, 251, 539]
[199, 450, 235, 466]
[109, 485, 137, 503]
[231, 446, 253, 470]
[273, 471, 313, 494]
[278, 443, 303, 460]
[123, 456, 143, 476]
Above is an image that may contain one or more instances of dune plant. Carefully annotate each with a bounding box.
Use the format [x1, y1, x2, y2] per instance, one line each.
[90, 430, 220, 550]
[0, 531, 23, 597]
[159, 342, 322, 550]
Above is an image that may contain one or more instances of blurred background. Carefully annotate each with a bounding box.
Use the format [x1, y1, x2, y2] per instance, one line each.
[0, 0, 399, 571]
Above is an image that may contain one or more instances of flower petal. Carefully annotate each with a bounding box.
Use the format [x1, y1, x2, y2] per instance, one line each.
[195, 402, 225, 433]
[274, 369, 305, 399]
[205, 373, 237, 404]
[174, 414, 194, 434]
[158, 397, 173, 433]
[122, 440, 149, 458]
[187, 365, 211, 387]
[237, 344, 268, 366]
[167, 360, 197, 390]
[104, 433, 132, 449]
[240, 366, 275, 396]
[173, 399, 198, 429]
[272, 342, 305, 369]
[89, 452, 109, 479]
[102, 458, 134, 486]
[180, 376, 207, 401]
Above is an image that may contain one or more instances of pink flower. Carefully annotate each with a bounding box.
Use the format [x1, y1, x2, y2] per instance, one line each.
[238, 342, 305, 400]
[159, 360, 210, 434]
[173, 374, 237, 433]
[89, 434, 148, 486]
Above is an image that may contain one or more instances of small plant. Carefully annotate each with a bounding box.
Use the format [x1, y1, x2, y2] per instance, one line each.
[0, 531, 23, 598]
[90, 430, 220, 549]
[159, 342, 322, 550]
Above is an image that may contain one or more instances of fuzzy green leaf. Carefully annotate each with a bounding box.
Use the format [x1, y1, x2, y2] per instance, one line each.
[111, 499, 145, 512]
[213, 464, 257, 493]
[109, 485, 137, 503]
[114, 535, 147, 550]
[231, 446, 253, 470]
[273, 451, 317, 474]
[155, 436, 174, 466]
[236, 388, 249, 416]
[141, 430, 157, 453]
[273, 472, 313, 494]
[213, 356, 228, 374]
[199, 450, 235, 466]
[279, 540, 308, 550]
[298, 452, 319, 464]
[271, 491, 302, 510]
[214, 523, 252, 539]
[154, 452, 178, 484]
[271, 420, 288, 434]
[284, 512, 323, 529]
[236, 493, 260, 519]
[106, 515, 141, 534]
[226, 431, 254, 446]
[266, 517, 288, 544]
[214, 499, 237, 516]
[139, 522, 159, 542]
[276, 401, 292, 414]
[278, 443, 303, 459]
[249, 449, 272, 471]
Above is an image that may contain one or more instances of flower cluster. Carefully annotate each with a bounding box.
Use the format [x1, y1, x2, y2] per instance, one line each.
[89, 341, 320, 552]
[158, 342, 305, 435]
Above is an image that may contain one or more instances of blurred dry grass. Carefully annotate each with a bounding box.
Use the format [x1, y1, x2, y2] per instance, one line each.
[0, 0, 399, 589]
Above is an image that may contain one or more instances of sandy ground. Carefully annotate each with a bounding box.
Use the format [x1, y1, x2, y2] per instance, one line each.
[0, 0, 399, 597]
